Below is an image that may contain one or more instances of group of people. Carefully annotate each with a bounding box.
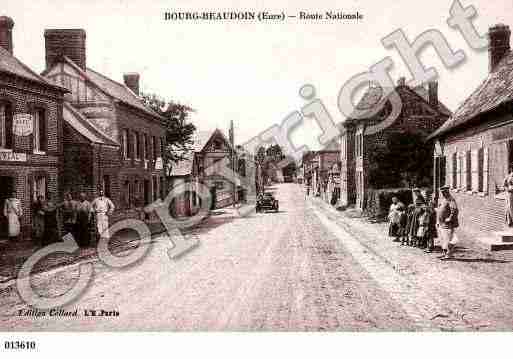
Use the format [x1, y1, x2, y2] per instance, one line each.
[388, 185, 459, 260]
[2, 189, 115, 248]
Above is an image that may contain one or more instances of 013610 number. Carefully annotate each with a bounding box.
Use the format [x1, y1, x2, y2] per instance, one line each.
[4, 341, 36, 350]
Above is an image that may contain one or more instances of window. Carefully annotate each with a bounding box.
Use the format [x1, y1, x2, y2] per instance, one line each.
[451, 152, 457, 188]
[126, 129, 133, 159]
[102, 175, 111, 198]
[152, 136, 157, 159]
[143, 133, 148, 160]
[123, 180, 130, 209]
[0, 102, 13, 149]
[33, 176, 46, 201]
[122, 129, 128, 159]
[465, 151, 471, 191]
[33, 108, 46, 152]
[134, 132, 140, 159]
[153, 176, 158, 201]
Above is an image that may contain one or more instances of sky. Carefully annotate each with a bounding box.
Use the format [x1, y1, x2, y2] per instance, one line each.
[4, 0, 513, 150]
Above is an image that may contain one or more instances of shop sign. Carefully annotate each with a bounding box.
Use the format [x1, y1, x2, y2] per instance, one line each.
[13, 114, 33, 136]
[0, 151, 27, 162]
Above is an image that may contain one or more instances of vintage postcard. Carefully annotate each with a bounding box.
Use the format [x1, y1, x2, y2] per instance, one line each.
[1, 0, 513, 355]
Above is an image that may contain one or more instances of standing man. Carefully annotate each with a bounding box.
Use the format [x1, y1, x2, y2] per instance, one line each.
[91, 189, 115, 242]
[3, 190, 22, 241]
[60, 192, 78, 240]
[76, 193, 92, 247]
[437, 185, 459, 260]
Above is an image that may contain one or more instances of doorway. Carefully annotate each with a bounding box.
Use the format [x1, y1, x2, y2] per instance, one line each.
[0, 176, 15, 238]
[209, 187, 217, 210]
[144, 179, 150, 205]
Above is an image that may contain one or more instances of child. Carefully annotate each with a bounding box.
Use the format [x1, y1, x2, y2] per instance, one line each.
[397, 205, 407, 244]
[416, 206, 429, 249]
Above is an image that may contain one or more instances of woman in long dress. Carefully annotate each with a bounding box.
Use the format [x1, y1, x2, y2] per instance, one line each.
[3, 191, 22, 240]
[504, 171, 513, 226]
[42, 200, 60, 246]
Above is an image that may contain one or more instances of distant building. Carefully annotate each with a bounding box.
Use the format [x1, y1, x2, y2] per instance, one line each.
[41, 29, 167, 221]
[168, 129, 236, 216]
[302, 150, 340, 197]
[429, 24, 513, 249]
[340, 78, 451, 210]
[0, 16, 68, 239]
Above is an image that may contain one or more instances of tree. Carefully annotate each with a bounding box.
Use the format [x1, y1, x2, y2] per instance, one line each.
[368, 132, 432, 189]
[141, 93, 197, 167]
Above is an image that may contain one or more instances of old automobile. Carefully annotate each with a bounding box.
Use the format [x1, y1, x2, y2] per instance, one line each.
[256, 193, 279, 213]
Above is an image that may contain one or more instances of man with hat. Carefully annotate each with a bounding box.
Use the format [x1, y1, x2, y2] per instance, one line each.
[436, 185, 459, 260]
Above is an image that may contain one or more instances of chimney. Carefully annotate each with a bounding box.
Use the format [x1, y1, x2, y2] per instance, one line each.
[428, 81, 438, 108]
[488, 24, 511, 73]
[45, 29, 86, 70]
[0, 16, 14, 55]
[123, 73, 140, 95]
[397, 77, 406, 86]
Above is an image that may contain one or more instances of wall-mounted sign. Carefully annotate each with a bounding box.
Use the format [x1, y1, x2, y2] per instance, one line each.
[13, 114, 33, 136]
[0, 151, 27, 162]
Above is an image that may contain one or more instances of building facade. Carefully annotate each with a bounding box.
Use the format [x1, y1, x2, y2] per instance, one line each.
[168, 129, 237, 216]
[340, 78, 451, 210]
[430, 24, 513, 248]
[41, 29, 167, 221]
[0, 17, 68, 239]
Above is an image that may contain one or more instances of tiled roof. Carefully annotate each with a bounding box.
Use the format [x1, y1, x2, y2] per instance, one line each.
[191, 130, 215, 152]
[430, 51, 513, 139]
[85, 67, 163, 119]
[0, 46, 66, 90]
[349, 84, 451, 121]
[63, 102, 118, 146]
[59, 56, 162, 120]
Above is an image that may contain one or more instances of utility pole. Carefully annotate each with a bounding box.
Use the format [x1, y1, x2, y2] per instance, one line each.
[229, 120, 236, 208]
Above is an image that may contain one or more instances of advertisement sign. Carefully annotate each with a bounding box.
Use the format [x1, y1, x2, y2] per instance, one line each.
[13, 114, 34, 136]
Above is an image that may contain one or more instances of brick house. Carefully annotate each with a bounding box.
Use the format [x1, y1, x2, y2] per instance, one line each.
[429, 24, 513, 249]
[0, 16, 68, 239]
[168, 129, 236, 216]
[41, 29, 167, 220]
[340, 79, 451, 210]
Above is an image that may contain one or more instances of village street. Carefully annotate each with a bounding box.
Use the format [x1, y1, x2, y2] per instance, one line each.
[1, 183, 513, 331]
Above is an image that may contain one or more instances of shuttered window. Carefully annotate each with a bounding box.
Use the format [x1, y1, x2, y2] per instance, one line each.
[483, 147, 489, 194]
[471, 149, 479, 192]
[0, 102, 13, 149]
[33, 108, 47, 152]
[451, 152, 457, 188]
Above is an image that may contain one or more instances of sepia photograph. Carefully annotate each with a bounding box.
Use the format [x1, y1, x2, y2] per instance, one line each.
[1, 0, 513, 356]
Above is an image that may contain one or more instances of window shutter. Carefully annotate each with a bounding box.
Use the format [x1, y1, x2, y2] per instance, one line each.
[483, 147, 489, 194]
[471, 149, 479, 192]
[121, 130, 125, 159]
[40, 109, 47, 151]
[447, 154, 453, 188]
[456, 152, 461, 189]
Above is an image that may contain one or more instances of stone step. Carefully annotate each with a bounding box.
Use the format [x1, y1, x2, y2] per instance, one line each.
[476, 236, 513, 251]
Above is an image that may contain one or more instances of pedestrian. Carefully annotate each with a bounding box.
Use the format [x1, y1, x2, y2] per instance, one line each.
[41, 198, 60, 246]
[60, 192, 78, 241]
[408, 188, 426, 247]
[3, 190, 22, 241]
[76, 192, 92, 248]
[388, 196, 404, 241]
[397, 205, 408, 245]
[32, 195, 45, 245]
[503, 167, 513, 227]
[404, 204, 416, 246]
[436, 185, 459, 260]
[423, 193, 438, 253]
[91, 189, 115, 242]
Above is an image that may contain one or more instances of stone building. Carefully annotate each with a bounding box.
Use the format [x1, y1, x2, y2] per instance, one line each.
[41, 29, 167, 220]
[340, 78, 451, 210]
[0, 16, 68, 239]
[429, 24, 513, 250]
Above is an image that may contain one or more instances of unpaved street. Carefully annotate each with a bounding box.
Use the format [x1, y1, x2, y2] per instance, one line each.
[1, 184, 512, 331]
